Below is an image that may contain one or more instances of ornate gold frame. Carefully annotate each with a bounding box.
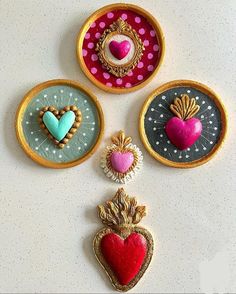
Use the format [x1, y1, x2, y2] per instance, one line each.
[139, 80, 227, 168]
[15, 79, 104, 169]
[93, 188, 154, 292]
[77, 3, 165, 94]
[96, 18, 144, 78]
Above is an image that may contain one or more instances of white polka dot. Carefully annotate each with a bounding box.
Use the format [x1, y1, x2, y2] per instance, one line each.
[59, 154, 62, 158]
[103, 72, 110, 79]
[107, 12, 114, 19]
[43, 94, 47, 98]
[209, 121, 213, 124]
[95, 32, 101, 39]
[153, 127, 157, 131]
[135, 16, 141, 23]
[116, 78, 122, 85]
[69, 93, 73, 97]
[175, 93, 177, 95]
[36, 99, 39, 102]
[211, 113, 214, 117]
[121, 13, 127, 20]
[92, 122, 95, 125]
[91, 22, 96, 28]
[148, 117, 152, 121]
[195, 148, 199, 152]
[196, 96, 199, 100]
[210, 141, 213, 144]
[36, 107, 39, 111]
[30, 131, 34, 135]
[84, 143, 87, 146]
[127, 71, 133, 76]
[167, 140, 170, 144]
[202, 101, 206, 104]
[45, 147, 49, 151]
[86, 116, 89, 119]
[29, 112, 33, 116]
[164, 148, 167, 151]
[60, 89, 64, 93]
[154, 120, 157, 123]
[84, 99, 87, 103]
[91, 128, 95, 131]
[125, 83, 132, 88]
[153, 44, 159, 51]
[91, 67, 97, 74]
[156, 141, 159, 145]
[82, 49, 87, 56]
[106, 82, 112, 87]
[208, 106, 212, 110]
[201, 115, 204, 119]
[214, 127, 218, 130]
[179, 155, 182, 159]
[83, 133, 86, 136]
[159, 103, 162, 107]
[203, 147, 207, 150]
[35, 147, 39, 150]
[91, 54, 98, 61]
[85, 32, 90, 39]
[174, 150, 177, 153]
[151, 108, 154, 111]
[78, 147, 81, 150]
[143, 40, 149, 46]
[139, 28, 145, 35]
[88, 42, 94, 49]
[137, 61, 144, 68]
[53, 150, 56, 154]
[66, 145, 70, 149]
[26, 121, 29, 124]
[187, 148, 190, 151]
[150, 30, 155, 37]
[162, 95, 166, 100]
[35, 138, 39, 141]
[148, 53, 153, 59]
[160, 114, 164, 118]
[186, 155, 189, 158]
[54, 95, 57, 98]
[99, 22, 105, 28]
[147, 65, 154, 71]
[187, 90, 191, 93]
[160, 134, 163, 137]
[137, 75, 143, 81]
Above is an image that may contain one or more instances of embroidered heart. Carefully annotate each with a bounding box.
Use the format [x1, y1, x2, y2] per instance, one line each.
[39, 105, 82, 148]
[101, 232, 147, 286]
[109, 40, 131, 60]
[165, 117, 202, 150]
[110, 151, 134, 173]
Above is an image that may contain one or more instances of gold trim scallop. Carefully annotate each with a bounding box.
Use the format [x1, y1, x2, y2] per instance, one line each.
[77, 3, 165, 94]
[15, 79, 104, 169]
[139, 80, 227, 168]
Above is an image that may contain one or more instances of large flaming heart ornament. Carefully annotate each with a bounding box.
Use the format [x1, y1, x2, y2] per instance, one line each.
[100, 131, 143, 183]
[165, 94, 202, 150]
[93, 188, 154, 292]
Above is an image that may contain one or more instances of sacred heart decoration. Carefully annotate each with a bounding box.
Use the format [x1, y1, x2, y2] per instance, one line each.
[96, 18, 145, 77]
[93, 188, 154, 292]
[165, 94, 202, 150]
[38, 105, 82, 148]
[100, 131, 143, 183]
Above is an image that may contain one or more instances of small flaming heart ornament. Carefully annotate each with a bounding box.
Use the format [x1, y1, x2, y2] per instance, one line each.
[100, 131, 143, 183]
[93, 188, 154, 292]
[165, 94, 202, 150]
[38, 105, 82, 148]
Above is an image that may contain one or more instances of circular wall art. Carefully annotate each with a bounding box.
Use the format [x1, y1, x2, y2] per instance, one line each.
[139, 80, 227, 168]
[77, 3, 165, 94]
[16, 80, 104, 168]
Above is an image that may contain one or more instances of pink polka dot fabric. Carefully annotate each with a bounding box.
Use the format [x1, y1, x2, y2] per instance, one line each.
[82, 9, 162, 90]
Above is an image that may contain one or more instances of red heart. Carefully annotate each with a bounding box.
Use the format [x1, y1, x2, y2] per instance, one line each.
[101, 233, 147, 285]
[109, 40, 131, 60]
[165, 117, 202, 150]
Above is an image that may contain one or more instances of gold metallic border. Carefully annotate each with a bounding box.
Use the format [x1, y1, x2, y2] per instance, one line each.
[77, 3, 165, 94]
[139, 80, 228, 168]
[15, 79, 105, 169]
[93, 226, 154, 292]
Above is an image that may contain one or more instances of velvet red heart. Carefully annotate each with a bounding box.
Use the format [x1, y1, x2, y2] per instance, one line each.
[165, 117, 202, 150]
[101, 232, 147, 285]
[109, 40, 131, 60]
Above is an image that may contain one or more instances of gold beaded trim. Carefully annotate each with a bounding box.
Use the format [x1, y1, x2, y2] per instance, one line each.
[38, 105, 82, 149]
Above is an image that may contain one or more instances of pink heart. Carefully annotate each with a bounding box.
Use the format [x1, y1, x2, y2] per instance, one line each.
[165, 117, 202, 150]
[109, 40, 131, 60]
[110, 151, 134, 173]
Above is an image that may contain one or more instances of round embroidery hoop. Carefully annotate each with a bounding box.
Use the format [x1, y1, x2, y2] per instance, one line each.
[77, 3, 165, 94]
[16, 79, 104, 168]
[139, 80, 227, 168]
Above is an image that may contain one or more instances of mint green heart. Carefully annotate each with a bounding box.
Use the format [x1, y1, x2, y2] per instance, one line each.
[43, 111, 76, 141]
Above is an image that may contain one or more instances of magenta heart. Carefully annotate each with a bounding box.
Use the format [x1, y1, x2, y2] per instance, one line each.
[165, 117, 202, 150]
[109, 40, 131, 60]
[110, 151, 134, 173]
